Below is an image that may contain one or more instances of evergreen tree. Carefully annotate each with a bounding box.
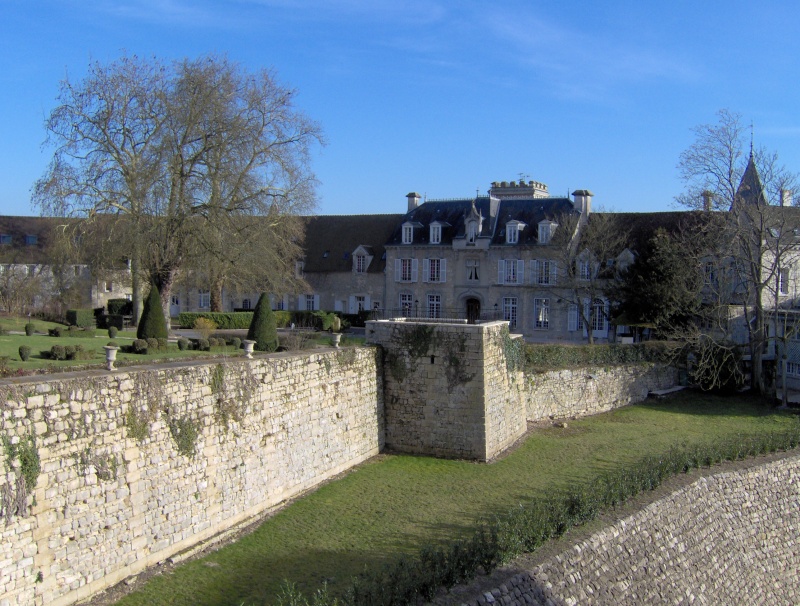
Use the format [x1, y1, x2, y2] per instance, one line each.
[247, 293, 278, 352]
[137, 284, 169, 340]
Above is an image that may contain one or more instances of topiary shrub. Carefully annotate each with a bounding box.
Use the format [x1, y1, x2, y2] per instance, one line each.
[132, 339, 148, 354]
[157, 337, 168, 350]
[197, 338, 210, 352]
[247, 293, 278, 352]
[18, 345, 31, 361]
[177, 337, 189, 351]
[108, 326, 118, 338]
[64, 345, 77, 359]
[66, 309, 95, 328]
[24, 323, 35, 336]
[231, 337, 241, 349]
[49, 327, 64, 338]
[137, 285, 168, 341]
[146, 337, 159, 351]
[107, 341, 119, 348]
[49, 345, 67, 361]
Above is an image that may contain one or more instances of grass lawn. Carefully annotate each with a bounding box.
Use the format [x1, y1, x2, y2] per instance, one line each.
[114, 391, 799, 606]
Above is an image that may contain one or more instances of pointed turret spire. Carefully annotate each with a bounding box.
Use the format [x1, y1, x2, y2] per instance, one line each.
[732, 153, 767, 210]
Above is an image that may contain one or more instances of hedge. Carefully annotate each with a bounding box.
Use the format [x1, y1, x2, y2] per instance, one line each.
[107, 298, 133, 316]
[66, 309, 95, 328]
[178, 312, 253, 330]
[523, 340, 678, 372]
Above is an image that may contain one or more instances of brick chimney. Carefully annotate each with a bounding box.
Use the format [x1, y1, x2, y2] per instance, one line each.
[781, 189, 792, 207]
[406, 192, 421, 212]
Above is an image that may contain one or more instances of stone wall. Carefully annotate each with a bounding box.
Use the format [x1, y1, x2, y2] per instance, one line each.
[524, 364, 677, 422]
[367, 320, 527, 461]
[0, 348, 382, 606]
[461, 453, 800, 605]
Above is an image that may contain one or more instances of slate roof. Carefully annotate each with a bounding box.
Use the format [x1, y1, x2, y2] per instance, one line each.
[302, 214, 404, 273]
[386, 196, 578, 246]
[0, 216, 74, 264]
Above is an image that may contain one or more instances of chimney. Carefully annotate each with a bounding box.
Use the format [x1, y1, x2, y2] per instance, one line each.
[702, 190, 713, 212]
[406, 192, 421, 212]
[571, 190, 593, 215]
[781, 189, 792, 207]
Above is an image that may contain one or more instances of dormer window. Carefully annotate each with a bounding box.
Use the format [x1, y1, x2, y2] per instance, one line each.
[467, 221, 478, 244]
[355, 254, 366, 273]
[24, 234, 38, 246]
[402, 224, 414, 244]
[506, 220, 526, 244]
[430, 224, 442, 244]
[0, 234, 11, 245]
[538, 220, 557, 245]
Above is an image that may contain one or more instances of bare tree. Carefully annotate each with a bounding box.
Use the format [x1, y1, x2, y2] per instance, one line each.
[34, 54, 322, 323]
[676, 109, 800, 394]
[553, 212, 630, 344]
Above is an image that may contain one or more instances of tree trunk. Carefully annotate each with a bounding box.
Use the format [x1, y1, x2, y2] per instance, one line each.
[210, 276, 225, 312]
[130, 255, 143, 327]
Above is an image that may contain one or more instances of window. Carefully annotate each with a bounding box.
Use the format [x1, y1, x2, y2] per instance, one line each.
[355, 254, 367, 273]
[591, 299, 606, 332]
[396, 258, 418, 282]
[242, 298, 251, 310]
[427, 294, 441, 319]
[295, 261, 304, 278]
[498, 259, 523, 285]
[538, 221, 556, 244]
[0, 234, 11, 245]
[424, 258, 445, 283]
[73, 265, 82, 277]
[306, 294, 316, 311]
[171, 295, 180, 306]
[400, 293, 413, 316]
[579, 260, 592, 281]
[534, 298, 550, 329]
[430, 224, 441, 244]
[467, 259, 479, 282]
[787, 362, 800, 377]
[534, 260, 556, 285]
[402, 224, 413, 244]
[703, 262, 716, 285]
[24, 235, 38, 246]
[779, 268, 790, 295]
[506, 225, 518, 244]
[198, 289, 210, 309]
[503, 297, 517, 329]
[104, 280, 113, 292]
[27, 265, 36, 276]
[467, 221, 478, 244]
[355, 295, 366, 312]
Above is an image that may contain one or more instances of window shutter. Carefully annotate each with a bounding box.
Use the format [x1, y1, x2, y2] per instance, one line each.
[568, 304, 578, 331]
[440, 259, 446, 283]
[423, 258, 430, 283]
[348, 296, 356, 314]
[365, 295, 371, 310]
[516, 260, 524, 284]
[411, 259, 419, 282]
[313, 295, 320, 310]
[550, 261, 558, 284]
[531, 260, 539, 284]
[297, 295, 304, 309]
[394, 259, 401, 282]
[498, 260, 505, 285]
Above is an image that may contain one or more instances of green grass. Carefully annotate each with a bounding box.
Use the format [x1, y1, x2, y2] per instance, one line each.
[115, 392, 798, 606]
[0, 332, 246, 371]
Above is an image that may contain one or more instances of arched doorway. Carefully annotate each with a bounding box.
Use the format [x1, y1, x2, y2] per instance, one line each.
[466, 298, 481, 324]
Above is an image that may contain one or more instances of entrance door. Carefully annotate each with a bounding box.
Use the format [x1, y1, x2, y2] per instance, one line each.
[466, 298, 481, 324]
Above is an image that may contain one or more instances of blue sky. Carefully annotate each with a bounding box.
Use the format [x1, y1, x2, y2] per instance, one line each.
[2, 1, 800, 217]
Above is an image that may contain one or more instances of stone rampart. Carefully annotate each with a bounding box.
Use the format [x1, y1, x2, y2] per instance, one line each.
[461, 454, 800, 605]
[367, 320, 526, 461]
[0, 348, 382, 606]
[524, 364, 677, 422]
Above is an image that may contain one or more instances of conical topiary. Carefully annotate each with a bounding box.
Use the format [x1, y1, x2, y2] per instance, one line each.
[137, 284, 169, 340]
[247, 293, 278, 352]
